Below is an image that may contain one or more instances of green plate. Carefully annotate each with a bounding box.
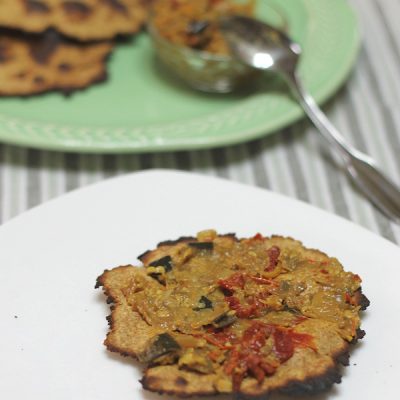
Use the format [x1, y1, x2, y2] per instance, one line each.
[0, 0, 359, 153]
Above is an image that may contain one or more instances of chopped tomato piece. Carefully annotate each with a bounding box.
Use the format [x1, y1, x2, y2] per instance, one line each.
[249, 275, 276, 285]
[218, 273, 246, 294]
[203, 334, 231, 349]
[320, 269, 329, 274]
[208, 349, 222, 362]
[273, 327, 316, 362]
[273, 328, 294, 362]
[225, 296, 260, 318]
[345, 292, 359, 306]
[224, 348, 240, 375]
[203, 327, 237, 349]
[224, 322, 276, 391]
[265, 246, 280, 272]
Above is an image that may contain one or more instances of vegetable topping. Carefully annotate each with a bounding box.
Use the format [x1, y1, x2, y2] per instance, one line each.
[98, 230, 368, 396]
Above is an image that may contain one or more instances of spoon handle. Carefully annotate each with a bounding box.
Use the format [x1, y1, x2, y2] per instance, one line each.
[285, 71, 400, 223]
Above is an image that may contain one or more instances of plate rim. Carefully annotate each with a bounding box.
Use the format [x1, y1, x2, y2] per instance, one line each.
[0, 0, 360, 154]
[1, 169, 397, 255]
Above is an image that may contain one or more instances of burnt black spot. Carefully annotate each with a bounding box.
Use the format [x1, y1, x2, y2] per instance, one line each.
[58, 62, 72, 72]
[34, 75, 45, 85]
[95, 273, 106, 289]
[355, 328, 366, 340]
[350, 328, 366, 345]
[16, 71, 27, 79]
[0, 43, 9, 63]
[336, 351, 350, 366]
[25, 0, 50, 13]
[175, 377, 188, 386]
[188, 241, 213, 250]
[149, 255, 173, 272]
[0, 53, 8, 63]
[137, 249, 151, 261]
[102, 0, 128, 13]
[30, 30, 61, 64]
[63, 1, 91, 17]
[279, 367, 342, 396]
[359, 293, 370, 311]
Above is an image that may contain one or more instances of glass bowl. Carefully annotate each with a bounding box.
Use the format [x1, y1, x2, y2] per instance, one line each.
[147, 19, 261, 93]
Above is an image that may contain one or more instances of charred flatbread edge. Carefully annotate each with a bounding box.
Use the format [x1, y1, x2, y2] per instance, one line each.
[96, 233, 369, 398]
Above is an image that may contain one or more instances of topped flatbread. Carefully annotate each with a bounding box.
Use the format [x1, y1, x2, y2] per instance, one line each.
[0, 0, 147, 41]
[0, 29, 112, 96]
[96, 230, 369, 397]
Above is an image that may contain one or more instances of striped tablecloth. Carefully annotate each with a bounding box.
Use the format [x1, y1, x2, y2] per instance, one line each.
[0, 0, 399, 244]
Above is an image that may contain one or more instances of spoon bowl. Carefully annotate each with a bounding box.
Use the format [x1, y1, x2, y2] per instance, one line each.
[220, 16, 300, 73]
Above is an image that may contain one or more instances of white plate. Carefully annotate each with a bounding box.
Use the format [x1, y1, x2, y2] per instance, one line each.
[0, 170, 399, 400]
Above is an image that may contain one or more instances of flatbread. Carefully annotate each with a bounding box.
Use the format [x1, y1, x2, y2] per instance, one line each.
[0, 0, 147, 41]
[97, 231, 369, 398]
[0, 30, 112, 96]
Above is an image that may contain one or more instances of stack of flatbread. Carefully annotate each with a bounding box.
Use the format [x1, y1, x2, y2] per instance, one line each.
[0, 0, 148, 96]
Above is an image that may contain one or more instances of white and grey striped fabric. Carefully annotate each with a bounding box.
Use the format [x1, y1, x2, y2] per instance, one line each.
[0, 0, 399, 244]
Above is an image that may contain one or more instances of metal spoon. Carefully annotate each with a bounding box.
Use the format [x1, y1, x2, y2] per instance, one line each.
[220, 15, 400, 223]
